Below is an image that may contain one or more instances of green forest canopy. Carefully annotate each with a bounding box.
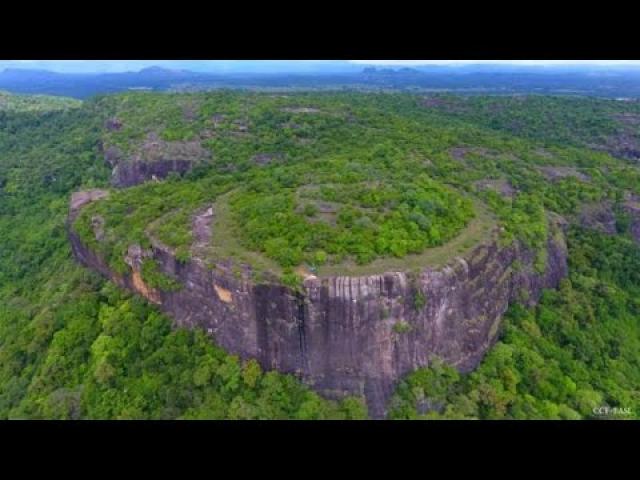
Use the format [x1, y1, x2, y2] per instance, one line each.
[75, 92, 640, 287]
[1, 91, 640, 419]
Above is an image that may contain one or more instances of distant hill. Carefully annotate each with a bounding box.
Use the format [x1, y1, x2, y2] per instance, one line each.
[3, 63, 640, 99]
[0, 60, 361, 75]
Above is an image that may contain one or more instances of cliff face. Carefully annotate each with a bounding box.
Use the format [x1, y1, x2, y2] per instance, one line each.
[69, 193, 569, 418]
[111, 159, 195, 187]
[101, 132, 210, 187]
[300, 223, 568, 415]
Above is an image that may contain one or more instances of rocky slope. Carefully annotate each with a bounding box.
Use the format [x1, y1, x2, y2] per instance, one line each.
[578, 194, 640, 243]
[69, 191, 572, 417]
[101, 131, 210, 187]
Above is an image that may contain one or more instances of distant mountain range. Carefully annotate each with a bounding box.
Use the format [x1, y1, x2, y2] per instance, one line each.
[0, 60, 363, 75]
[4, 60, 640, 75]
[3, 63, 640, 99]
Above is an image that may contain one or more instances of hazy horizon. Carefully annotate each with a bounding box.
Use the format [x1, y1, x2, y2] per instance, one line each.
[2, 60, 640, 74]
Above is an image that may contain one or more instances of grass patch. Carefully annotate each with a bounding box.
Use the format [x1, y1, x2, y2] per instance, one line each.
[208, 191, 284, 279]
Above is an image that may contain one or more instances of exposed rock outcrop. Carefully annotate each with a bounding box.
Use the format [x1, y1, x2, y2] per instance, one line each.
[112, 159, 196, 188]
[627, 202, 640, 243]
[578, 196, 640, 244]
[539, 166, 590, 182]
[69, 191, 572, 417]
[69, 190, 109, 221]
[578, 201, 618, 235]
[104, 133, 211, 188]
[251, 153, 283, 166]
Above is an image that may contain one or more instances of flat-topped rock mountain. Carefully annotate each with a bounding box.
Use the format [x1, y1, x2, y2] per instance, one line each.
[68, 189, 569, 417]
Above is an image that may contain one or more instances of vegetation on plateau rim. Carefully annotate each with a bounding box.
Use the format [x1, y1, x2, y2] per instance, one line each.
[75, 91, 640, 286]
[2, 91, 640, 419]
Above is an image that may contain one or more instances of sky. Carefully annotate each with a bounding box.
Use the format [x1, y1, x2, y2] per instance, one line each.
[2, 60, 640, 74]
[352, 60, 640, 66]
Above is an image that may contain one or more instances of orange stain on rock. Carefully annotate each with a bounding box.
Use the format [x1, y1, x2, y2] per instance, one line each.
[214, 284, 233, 303]
[132, 270, 162, 304]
